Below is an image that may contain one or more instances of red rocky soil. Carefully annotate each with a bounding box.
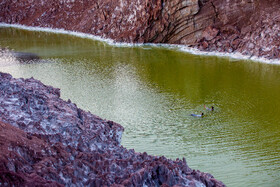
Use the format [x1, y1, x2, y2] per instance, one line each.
[0, 0, 279, 60]
[0, 72, 225, 186]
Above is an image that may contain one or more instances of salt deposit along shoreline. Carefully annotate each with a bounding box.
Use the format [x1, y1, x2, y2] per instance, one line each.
[1, 23, 280, 65]
[0, 0, 280, 64]
[0, 72, 225, 186]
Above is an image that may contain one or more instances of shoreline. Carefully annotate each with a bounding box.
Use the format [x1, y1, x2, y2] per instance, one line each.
[1, 23, 280, 65]
[0, 71, 226, 186]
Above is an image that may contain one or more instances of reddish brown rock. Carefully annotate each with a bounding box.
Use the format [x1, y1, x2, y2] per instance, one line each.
[196, 0, 280, 59]
[0, 72, 225, 186]
[202, 41, 209, 49]
[202, 26, 219, 41]
[0, 122, 64, 186]
[0, 0, 199, 44]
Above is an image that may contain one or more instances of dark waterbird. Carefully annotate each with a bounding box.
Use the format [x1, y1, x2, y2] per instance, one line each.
[191, 112, 204, 117]
[204, 105, 214, 111]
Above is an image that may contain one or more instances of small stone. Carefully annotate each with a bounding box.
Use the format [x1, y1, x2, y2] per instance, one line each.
[248, 43, 255, 49]
[202, 26, 219, 41]
[202, 41, 209, 49]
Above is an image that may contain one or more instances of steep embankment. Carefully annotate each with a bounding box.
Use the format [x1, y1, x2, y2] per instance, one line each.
[195, 0, 280, 59]
[0, 72, 225, 186]
[0, 0, 279, 60]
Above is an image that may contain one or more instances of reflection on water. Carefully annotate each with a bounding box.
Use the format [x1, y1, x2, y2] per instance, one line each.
[0, 48, 19, 66]
[0, 27, 280, 186]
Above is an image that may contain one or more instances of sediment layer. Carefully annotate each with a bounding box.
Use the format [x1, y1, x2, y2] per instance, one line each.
[0, 72, 225, 186]
[0, 0, 279, 60]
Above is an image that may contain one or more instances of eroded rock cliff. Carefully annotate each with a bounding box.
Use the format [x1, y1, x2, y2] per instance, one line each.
[1, 0, 279, 59]
[0, 0, 201, 44]
[0, 72, 225, 186]
[1, 0, 280, 59]
[196, 0, 280, 59]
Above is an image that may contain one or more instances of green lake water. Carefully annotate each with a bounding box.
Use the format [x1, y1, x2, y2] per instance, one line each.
[0, 27, 279, 186]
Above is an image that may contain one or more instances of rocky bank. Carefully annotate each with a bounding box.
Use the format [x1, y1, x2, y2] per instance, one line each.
[0, 72, 225, 186]
[1, 0, 280, 60]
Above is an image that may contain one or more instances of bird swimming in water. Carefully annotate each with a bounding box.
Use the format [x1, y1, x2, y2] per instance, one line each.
[191, 112, 204, 117]
[204, 105, 214, 111]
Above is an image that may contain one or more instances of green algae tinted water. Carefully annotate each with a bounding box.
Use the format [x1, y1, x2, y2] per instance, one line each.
[1, 27, 280, 186]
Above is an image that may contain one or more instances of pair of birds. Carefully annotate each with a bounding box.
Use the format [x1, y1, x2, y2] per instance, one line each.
[191, 105, 214, 117]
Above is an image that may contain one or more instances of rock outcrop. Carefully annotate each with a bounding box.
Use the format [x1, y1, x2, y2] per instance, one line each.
[195, 0, 280, 59]
[1, 0, 279, 60]
[0, 0, 201, 44]
[0, 72, 225, 186]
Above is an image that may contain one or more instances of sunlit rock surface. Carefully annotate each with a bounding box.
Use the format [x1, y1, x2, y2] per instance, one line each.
[0, 72, 225, 186]
[1, 0, 279, 60]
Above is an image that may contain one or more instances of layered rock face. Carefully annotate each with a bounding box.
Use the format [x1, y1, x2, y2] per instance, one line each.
[0, 72, 225, 186]
[196, 0, 280, 59]
[0, 0, 279, 59]
[0, 0, 201, 44]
